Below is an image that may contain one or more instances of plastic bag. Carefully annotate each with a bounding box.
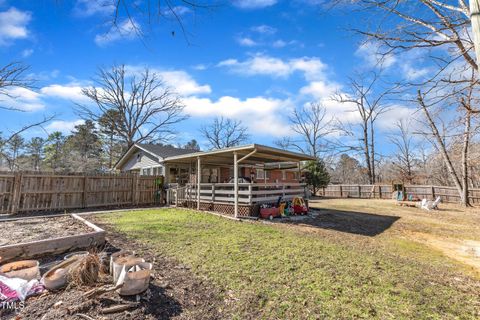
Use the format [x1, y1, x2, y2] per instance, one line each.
[0, 275, 44, 302]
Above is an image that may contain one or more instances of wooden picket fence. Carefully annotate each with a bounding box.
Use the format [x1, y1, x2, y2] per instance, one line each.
[0, 172, 164, 214]
[320, 184, 480, 205]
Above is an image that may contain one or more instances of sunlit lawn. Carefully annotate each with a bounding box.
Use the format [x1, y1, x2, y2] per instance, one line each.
[98, 200, 480, 319]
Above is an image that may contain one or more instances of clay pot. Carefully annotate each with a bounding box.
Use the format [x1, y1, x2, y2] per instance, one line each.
[0, 260, 40, 281]
[42, 256, 81, 290]
[64, 251, 89, 260]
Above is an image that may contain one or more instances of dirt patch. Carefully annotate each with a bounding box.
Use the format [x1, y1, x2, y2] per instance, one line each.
[1, 221, 227, 320]
[0, 216, 92, 246]
[406, 231, 480, 272]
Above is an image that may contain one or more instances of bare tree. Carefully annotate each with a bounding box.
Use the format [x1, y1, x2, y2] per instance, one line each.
[78, 64, 187, 148]
[417, 89, 475, 206]
[275, 102, 332, 159]
[200, 116, 249, 149]
[77, 0, 217, 43]
[389, 120, 418, 184]
[332, 73, 397, 184]
[0, 62, 32, 109]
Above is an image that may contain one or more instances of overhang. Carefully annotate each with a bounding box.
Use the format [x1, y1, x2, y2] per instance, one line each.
[163, 144, 316, 166]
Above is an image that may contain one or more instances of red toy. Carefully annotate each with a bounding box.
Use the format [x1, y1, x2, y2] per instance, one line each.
[260, 207, 280, 219]
[292, 197, 308, 215]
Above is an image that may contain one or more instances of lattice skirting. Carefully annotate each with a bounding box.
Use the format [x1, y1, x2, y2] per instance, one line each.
[180, 201, 256, 217]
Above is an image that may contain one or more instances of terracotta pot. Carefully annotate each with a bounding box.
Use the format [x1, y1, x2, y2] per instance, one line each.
[42, 256, 81, 290]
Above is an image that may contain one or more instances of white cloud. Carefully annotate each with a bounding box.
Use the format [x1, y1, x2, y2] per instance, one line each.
[401, 64, 431, 81]
[124, 66, 211, 96]
[183, 96, 292, 136]
[158, 70, 211, 95]
[376, 105, 416, 130]
[21, 48, 33, 57]
[272, 39, 287, 48]
[94, 18, 139, 46]
[251, 25, 277, 34]
[355, 41, 396, 69]
[0, 87, 45, 111]
[74, 0, 115, 17]
[40, 84, 89, 102]
[192, 64, 208, 71]
[0, 7, 31, 45]
[46, 120, 85, 134]
[236, 36, 258, 47]
[162, 6, 192, 17]
[218, 54, 327, 81]
[233, 0, 277, 9]
[300, 81, 341, 100]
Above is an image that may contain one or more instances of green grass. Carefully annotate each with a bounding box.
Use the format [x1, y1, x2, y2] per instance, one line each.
[99, 208, 480, 319]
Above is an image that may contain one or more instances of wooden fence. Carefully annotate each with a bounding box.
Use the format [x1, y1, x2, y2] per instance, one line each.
[320, 184, 480, 204]
[0, 173, 164, 214]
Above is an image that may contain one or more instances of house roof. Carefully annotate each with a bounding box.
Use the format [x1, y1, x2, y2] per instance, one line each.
[137, 144, 194, 158]
[163, 144, 316, 166]
[114, 143, 195, 170]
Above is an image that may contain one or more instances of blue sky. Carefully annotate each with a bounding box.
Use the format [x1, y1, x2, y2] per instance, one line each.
[0, 0, 417, 152]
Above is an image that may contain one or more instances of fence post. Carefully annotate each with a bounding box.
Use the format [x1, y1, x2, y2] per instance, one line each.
[82, 176, 88, 208]
[339, 185, 343, 198]
[132, 174, 138, 205]
[248, 184, 252, 204]
[358, 185, 361, 198]
[378, 186, 382, 199]
[10, 173, 23, 214]
[431, 185, 435, 200]
[212, 184, 216, 203]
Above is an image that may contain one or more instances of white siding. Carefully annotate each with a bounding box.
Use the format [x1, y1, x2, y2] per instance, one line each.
[121, 150, 162, 172]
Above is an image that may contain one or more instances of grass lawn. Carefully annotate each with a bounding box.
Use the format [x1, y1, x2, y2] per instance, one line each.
[97, 199, 480, 319]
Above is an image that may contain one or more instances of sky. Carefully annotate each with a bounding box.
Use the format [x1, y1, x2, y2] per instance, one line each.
[0, 0, 419, 153]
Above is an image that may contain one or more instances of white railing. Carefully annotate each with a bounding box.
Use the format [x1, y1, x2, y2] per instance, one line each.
[170, 183, 307, 205]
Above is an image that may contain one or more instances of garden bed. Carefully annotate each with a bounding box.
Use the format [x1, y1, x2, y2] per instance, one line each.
[0, 214, 105, 263]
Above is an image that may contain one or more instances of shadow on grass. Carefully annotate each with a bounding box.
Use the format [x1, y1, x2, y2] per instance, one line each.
[290, 208, 400, 236]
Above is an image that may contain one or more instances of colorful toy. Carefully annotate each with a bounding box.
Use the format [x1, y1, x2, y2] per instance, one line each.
[292, 197, 308, 215]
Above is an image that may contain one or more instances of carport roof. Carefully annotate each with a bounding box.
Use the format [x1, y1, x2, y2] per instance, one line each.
[162, 144, 316, 165]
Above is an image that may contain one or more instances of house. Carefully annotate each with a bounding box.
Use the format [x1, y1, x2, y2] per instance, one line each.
[115, 143, 309, 185]
[114, 143, 193, 176]
[116, 143, 315, 217]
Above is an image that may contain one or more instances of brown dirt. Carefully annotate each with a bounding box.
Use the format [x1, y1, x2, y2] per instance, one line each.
[403, 231, 480, 271]
[1, 222, 227, 320]
[0, 216, 92, 246]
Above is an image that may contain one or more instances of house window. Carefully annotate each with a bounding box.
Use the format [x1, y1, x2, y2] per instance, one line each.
[282, 170, 287, 180]
[257, 169, 265, 179]
[257, 169, 270, 180]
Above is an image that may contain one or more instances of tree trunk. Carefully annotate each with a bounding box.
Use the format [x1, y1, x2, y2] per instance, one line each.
[470, 0, 480, 69]
[369, 118, 375, 184]
[363, 123, 373, 184]
[461, 110, 472, 207]
[418, 91, 466, 205]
